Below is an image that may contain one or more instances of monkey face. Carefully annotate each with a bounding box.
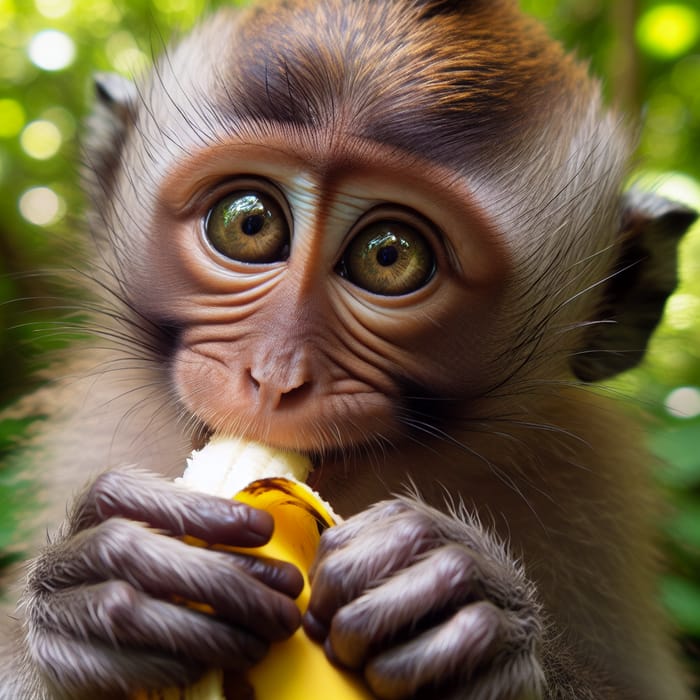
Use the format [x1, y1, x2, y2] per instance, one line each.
[144, 135, 509, 451]
[92, 0, 634, 456]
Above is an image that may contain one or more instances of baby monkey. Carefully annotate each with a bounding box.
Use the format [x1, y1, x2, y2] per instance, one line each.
[0, 0, 697, 698]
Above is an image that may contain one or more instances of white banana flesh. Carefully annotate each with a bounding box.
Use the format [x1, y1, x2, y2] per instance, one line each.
[177, 437, 313, 498]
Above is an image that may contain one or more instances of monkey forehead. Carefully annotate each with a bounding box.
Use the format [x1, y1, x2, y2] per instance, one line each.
[147, 0, 597, 172]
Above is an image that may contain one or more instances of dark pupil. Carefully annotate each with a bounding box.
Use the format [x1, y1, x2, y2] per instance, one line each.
[376, 245, 399, 267]
[241, 214, 265, 236]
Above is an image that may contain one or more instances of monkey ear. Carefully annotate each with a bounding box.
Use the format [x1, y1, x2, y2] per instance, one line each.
[82, 73, 138, 200]
[570, 190, 697, 383]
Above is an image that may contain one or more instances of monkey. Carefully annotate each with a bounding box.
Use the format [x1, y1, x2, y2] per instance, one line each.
[0, 0, 697, 698]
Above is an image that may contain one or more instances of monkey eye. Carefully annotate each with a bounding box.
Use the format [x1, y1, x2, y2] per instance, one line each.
[204, 190, 290, 263]
[336, 220, 435, 296]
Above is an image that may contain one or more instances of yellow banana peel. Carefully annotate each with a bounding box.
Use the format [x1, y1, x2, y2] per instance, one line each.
[133, 437, 371, 699]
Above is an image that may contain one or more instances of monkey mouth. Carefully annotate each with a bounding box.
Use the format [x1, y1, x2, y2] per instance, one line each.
[188, 418, 345, 490]
[187, 410, 393, 500]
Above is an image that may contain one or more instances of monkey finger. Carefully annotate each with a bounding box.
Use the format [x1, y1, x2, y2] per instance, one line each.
[32, 628, 205, 700]
[39, 580, 269, 671]
[363, 601, 509, 700]
[321, 544, 483, 668]
[71, 469, 274, 547]
[308, 507, 442, 624]
[47, 519, 302, 640]
[69, 516, 302, 596]
[313, 499, 414, 561]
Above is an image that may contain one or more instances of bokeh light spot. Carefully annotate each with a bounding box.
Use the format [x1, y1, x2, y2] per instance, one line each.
[28, 29, 76, 71]
[637, 5, 700, 60]
[152, 0, 207, 20]
[105, 30, 148, 75]
[34, 0, 72, 18]
[632, 171, 700, 210]
[665, 294, 700, 332]
[18, 186, 66, 226]
[665, 386, 700, 419]
[20, 120, 62, 160]
[0, 0, 15, 30]
[0, 99, 25, 138]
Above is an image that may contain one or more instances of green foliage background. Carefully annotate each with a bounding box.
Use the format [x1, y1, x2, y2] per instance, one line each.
[1, 0, 700, 682]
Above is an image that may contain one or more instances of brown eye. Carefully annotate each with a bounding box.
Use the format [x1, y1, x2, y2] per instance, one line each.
[338, 221, 435, 296]
[205, 191, 289, 263]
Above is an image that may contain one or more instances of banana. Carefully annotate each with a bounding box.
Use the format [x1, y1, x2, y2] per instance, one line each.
[133, 437, 371, 700]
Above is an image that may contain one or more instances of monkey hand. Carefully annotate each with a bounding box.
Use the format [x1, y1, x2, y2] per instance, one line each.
[304, 498, 545, 700]
[20, 469, 304, 700]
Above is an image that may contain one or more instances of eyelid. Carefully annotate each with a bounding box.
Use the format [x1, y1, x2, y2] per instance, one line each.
[178, 175, 292, 222]
[337, 204, 444, 266]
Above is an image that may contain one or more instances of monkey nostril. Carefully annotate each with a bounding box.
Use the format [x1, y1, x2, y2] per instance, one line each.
[277, 380, 313, 408]
[247, 370, 261, 392]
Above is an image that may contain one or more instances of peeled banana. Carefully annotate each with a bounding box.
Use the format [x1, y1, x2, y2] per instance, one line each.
[133, 437, 371, 700]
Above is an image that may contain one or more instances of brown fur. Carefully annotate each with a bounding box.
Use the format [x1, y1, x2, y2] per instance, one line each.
[0, 1, 696, 698]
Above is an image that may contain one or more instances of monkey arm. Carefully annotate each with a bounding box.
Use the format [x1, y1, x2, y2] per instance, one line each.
[539, 643, 639, 700]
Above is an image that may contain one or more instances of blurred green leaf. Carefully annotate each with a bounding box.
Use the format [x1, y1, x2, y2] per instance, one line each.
[652, 420, 700, 488]
[662, 575, 700, 636]
[665, 496, 700, 552]
[0, 415, 44, 559]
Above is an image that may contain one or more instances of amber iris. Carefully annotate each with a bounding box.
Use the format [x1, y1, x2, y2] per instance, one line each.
[205, 191, 289, 263]
[339, 220, 435, 295]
